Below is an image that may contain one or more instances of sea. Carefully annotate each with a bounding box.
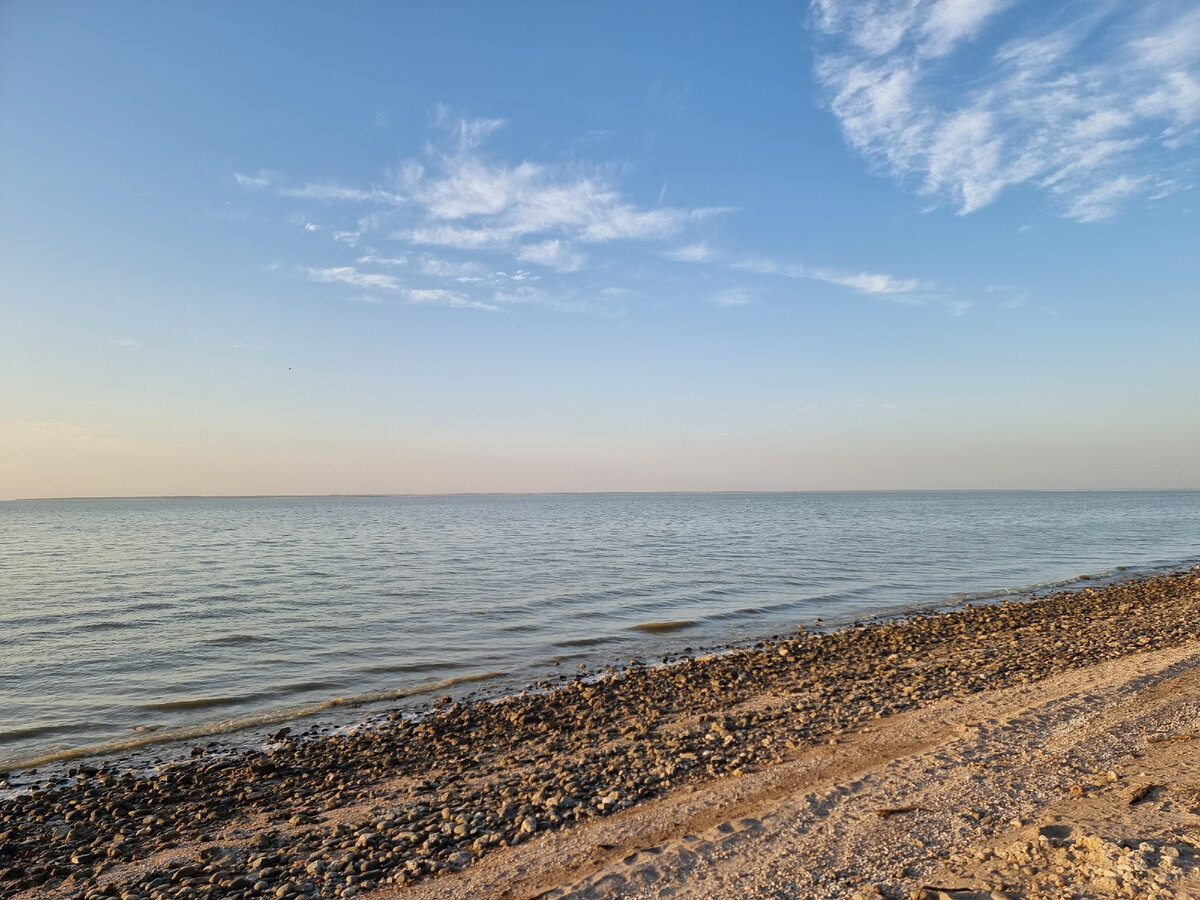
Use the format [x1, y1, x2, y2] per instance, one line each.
[2, 491, 1198, 776]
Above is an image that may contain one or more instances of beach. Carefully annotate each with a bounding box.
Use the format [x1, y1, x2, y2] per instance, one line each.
[4, 569, 1199, 900]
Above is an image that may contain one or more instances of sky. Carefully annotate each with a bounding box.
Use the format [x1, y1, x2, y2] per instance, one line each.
[1, 0, 1198, 498]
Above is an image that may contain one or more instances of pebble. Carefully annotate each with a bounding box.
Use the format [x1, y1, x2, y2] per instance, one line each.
[2, 569, 1197, 900]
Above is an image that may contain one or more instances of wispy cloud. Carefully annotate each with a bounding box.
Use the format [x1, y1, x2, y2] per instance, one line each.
[414, 254, 489, 279]
[407, 288, 498, 311]
[731, 255, 928, 296]
[812, 1, 1200, 220]
[665, 241, 715, 262]
[236, 108, 935, 314]
[305, 266, 401, 291]
[234, 110, 729, 310]
[811, 268, 924, 295]
[281, 183, 403, 204]
[431, 103, 505, 152]
[233, 170, 276, 188]
[356, 254, 408, 267]
[713, 289, 751, 307]
[399, 132, 723, 256]
[516, 239, 587, 272]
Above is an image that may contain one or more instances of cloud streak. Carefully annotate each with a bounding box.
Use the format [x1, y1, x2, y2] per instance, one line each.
[281, 183, 403, 204]
[233, 170, 275, 188]
[731, 255, 929, 296]
[305, 266, 401, 291]
[811, 1, 1200, 220]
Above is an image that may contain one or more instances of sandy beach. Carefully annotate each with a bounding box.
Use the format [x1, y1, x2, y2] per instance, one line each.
[4, 569, 1199, 900]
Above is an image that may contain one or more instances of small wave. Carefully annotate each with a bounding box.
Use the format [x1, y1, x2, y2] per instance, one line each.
[629, 620, 695, 634]
[953, 586, 1025, 603]
[130, 600, 176, 611]
[0, 722, 89, 744]
[555, 635, 620, 648]
[498, 622, 540, 633]
[0, 671, 507, 772]
[323, 672, 506, 707]
[359, 661, 466, 675]
[205, 634, 273, 646]
[141, 695, 248, 713]
[272, 679, 342, 694]
[71, 619, 137, 633]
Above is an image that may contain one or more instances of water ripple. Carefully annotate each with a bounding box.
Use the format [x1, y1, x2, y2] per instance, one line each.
[1, 491, 1197, 770]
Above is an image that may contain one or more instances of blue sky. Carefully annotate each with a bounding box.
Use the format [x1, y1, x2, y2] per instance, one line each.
[2, 0, 1198, 497]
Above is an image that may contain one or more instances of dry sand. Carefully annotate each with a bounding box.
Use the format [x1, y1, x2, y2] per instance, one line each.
[389, 642, 1200, 900]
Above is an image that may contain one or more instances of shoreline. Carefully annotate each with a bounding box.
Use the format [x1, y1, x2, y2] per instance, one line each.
[5, 557, 1187, 779]
[4, 568, 1199, 899]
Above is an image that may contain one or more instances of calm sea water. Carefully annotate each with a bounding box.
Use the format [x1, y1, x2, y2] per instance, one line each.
[2, 492, 1198, 772]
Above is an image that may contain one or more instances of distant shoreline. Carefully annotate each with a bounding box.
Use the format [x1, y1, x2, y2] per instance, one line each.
[6, 487, 1200, 502]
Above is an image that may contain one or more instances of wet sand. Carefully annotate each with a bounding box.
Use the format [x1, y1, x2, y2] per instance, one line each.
[4, 569, 1199, 900]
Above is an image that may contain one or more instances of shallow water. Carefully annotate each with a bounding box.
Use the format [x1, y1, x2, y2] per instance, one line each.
[2, 491, 1198, 770]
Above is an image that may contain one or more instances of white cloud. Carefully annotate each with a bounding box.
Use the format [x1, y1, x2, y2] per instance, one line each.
[812, 0, 1014, 59]
[407, 288, 497, 311]
[666, 241, 715, 262]
[431, 103, 505, 151]
[812, 1, 1200, 220]
[1063, 175, 1147, 223]
[356, 254, 408, 267]
[234, 110, 730, 313]
[919, 0, 1013, 59]
[732, 255, 927, 296]
[281, 183, 403, 204]
[234, 170, 275, 188]
[713, 289, 751, 307]
[402, 223, 507, 249]
[305, 266, 401, 290]
[578, 205, 702, 242]
[238, 109, 943, 315]
[516, 239, 587, 272]
[812, 269, 923, 295]
[492, 285, 542, 306]
[414, 254, 489, 278]
[1132, 8, 1200, 69]
[422, 158, 541, 220]
[401, 115, 719, 250]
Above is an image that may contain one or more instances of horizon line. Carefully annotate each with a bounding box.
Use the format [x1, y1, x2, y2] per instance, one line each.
[5, 487, 1199, 502]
